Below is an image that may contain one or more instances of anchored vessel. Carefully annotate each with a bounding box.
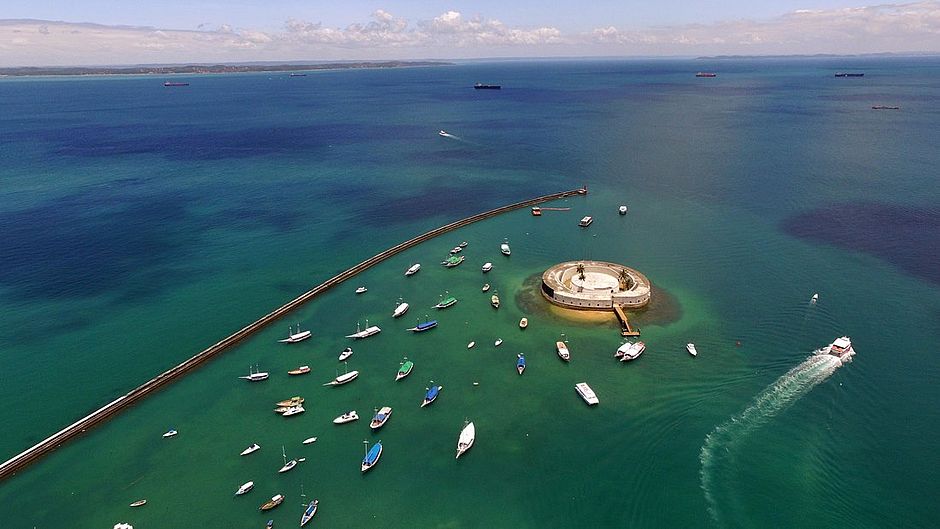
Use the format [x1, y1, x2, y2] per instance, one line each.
[236, 481, 254, 495]
[333, 411, 359, 424]
[370, 407, 393, 429]
[556, 341, 570, 362]
[579, 216, 594, 227]
[695, 72, 717, 77]
[616, 341, 646, 361]
[300, 499, 319, 526]
[260, 494, 284, 511]
[396, 359, 414, 380]
[361, 441, 383, 472]
[575, 382, 599, 405]
[835, 72, 864, 77]
[279, 325, 311, 343]
[346, 322, 381, 339]
[474, 83, 501, 89]
[456, 421, 476, 459]
[422, 384, 443, 407]
[405, 263, 421, 276]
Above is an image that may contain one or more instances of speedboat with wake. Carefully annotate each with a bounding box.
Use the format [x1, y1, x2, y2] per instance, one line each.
[421, 384, 443, 407]
[279, 324, 312, 344]
[825, 336, 856, 362]
[455, 421, 475, 459]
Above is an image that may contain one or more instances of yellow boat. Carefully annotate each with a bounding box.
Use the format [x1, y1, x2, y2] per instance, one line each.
[275, 396, 304, 407]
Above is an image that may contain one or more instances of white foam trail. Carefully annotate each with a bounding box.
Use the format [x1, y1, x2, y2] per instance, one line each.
[700, 351, 843, 526]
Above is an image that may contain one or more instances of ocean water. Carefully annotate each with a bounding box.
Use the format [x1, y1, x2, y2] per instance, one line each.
[0, 58, 938, 528]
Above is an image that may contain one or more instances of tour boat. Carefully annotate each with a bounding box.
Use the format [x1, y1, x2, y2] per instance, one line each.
[282, 406, 305, 417]
[239, 365, 269, 382]
[434, 293, 458, 309]
[396, 359, 414, 381]
[519, 317, 528, 329]
[275, 396, 304, 407]
[467, 341, 475, 349]
[482, 283, 490, 292]
[323, 368, 359, 386]
[279, 446, 298, 473]
[278, 324, 312, 343]
[687, 343, 698, 357]
[393, 300, 410, 318]
[491, 294, 500, 308]
[302, 437, 318, 445]
[811, 293, 819, 304]
[355, 286, 368, 294]
[556, 341, 570, 362]
[240, 443, 261, 456]
[516, 354, 526, 375]
[442, 255, 465, 267]
[617, 341, 646, 362]
[338, 347, 354, 361]
[288, 365, 311, 376]
[405, 263, 421, 276]
[235, 481, 254, 496]
[346, 321, 381, 339]
[260, 494, 284, 511]
[408, 318, 438, 332]
[455, 421, 476, 459]
[500, 241, 511, 255]
[421, 384, 443, 407]
[333, 411, 359, 424]
[619, 205, 627, 215]
[825, 336, 856, 362]
[494, 338, 503, 347]
[300, 499, 319, 527]
[482, 262, 493, 272]
[162, 429, 178, 438]
[361, 441, 383, 473]
[370, 406, 393, 429]
[130, 499, 147, 507]
[575, 382, 599, 405]
[579, 216, 594, 227]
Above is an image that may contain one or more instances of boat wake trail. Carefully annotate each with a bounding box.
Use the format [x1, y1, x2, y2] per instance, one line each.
[699, 352, 843, 526]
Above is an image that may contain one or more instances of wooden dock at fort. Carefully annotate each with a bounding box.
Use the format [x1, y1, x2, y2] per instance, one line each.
[0, 186, 587, 481]
[614, 304, 641, 337]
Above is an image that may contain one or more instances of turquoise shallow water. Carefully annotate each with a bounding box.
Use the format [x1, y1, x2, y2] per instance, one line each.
[0, 59, 938, 528]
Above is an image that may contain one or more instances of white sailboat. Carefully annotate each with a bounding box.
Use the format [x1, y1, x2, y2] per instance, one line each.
[240, 443, 261, 456]
[239, 365, 269, 382]
[278, 324, 312, 343]
[455, 421, 476, 459]
[345, 320, 381, 339]
[405, 263, 421, 276]
[279, 446, 298, 473]
[323, 362, 359, 386]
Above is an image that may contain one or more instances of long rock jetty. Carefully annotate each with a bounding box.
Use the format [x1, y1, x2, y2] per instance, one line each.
[0, 186, 587, 481]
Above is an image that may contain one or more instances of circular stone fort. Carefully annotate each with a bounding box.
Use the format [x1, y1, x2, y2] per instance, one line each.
[541, 260, 651, 310]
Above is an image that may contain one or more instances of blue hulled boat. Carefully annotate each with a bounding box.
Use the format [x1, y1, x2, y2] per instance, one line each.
[421, 384, 442, 407]
[517, 354, 526, 375]
[361, 441, 383, 472]
[407, 318, 438, 332]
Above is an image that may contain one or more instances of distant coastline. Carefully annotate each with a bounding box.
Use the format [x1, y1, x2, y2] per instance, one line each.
[0, 60, 453, 78]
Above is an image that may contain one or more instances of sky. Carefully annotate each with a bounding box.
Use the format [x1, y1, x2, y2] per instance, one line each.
[1, 1, 939, 66]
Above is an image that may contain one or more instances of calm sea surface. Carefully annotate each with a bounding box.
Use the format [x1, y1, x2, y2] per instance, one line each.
[0, 58, 938, 528]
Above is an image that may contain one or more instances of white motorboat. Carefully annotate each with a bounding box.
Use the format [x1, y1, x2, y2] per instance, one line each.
[302, 437, 318, 445]
[686, 343, 698, 357]
[323, 370, 360, 386]
[162, 429, 178, 438]
[519, 317, 528, 329]
[467, 341, 475, 349]
[825, 336, 856, 362]
[811, 293, 819, 304]
[235, 481, 254, 495]
[500, 241, 511, 256]
[494, 338, 503, 347]
[282, 406, 305, 417]
[617, 341, 646, 362]
[579, 216, 594, 227]
[338, 347, 354, 361]
[575, 382, 599, 405]
[556, 341, 570, 362]
[455, 421, 476, 459]
[405, 263, 421, 276]
[450, 246, 462, 254]
[482, 262, 493, 273]
[619, 205, 627, 215]
[239, 366, 269, 382]
[240, 443, 261, 456]
[439, 130, 448, 137]
[355, 286, 368, 294]
[279, 446, 298, 473]
[333, 411, 359, 424]
[393, 301, 410, 318]
[482, 283, 490, 292]
[278, 324, 312, 344]
[346, 321, 381, 339]
[459, 241, 468, 248]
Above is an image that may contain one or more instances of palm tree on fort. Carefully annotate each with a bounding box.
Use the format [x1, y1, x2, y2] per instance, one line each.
[577, 262, 585, 281]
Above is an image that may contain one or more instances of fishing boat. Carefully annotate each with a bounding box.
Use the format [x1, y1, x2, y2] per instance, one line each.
[482, 283, 490, 292]
[129, 499, 147, 507]
[279, 446, 298, 473]
[278, 324, 312, 344]
[617, 341, 646, 362]
[235, 481, 254, 495]
[825, 336, 856, 362]
[333, 410, 359, 424]
[162, 429, 178, 438]
[286, 364, 311, 376]
[361, 441, 383, 473]
[346, 320, 381, 339]
[619, 205, 628, 215]
[260, 494, 284, 511]
[275, 396, 304, 407]
[455, 421, 476, 459]
[516, 354, 526, 375]
[396, 359, 414, 381]
[811, 293, 819, 304]
[575, 382, 599, 405]
[687, 343, 698, 357]
[393, 299, 410, 318]
[355, 286, 368, 294]
[579, 216, 594, 227]
[282, 406, 305, 417]
[405, 263, 421, 276]
[370, 406, 393, 429]
[338, 347, 354, 361]
[323, 364, 359, 386]
[239, 365, 269, 382]
[442, 255, 465, 268]
[491, 294, 500, 309]
[482, 262, 493, 272]
[300, 499, 319, 527]
[467, 341, 475, 349]
[556, 340, 570, 362]
[240, 443, 261, 456]
[421, 384, 443, 407]
[494, 338, 503, 347]
[434, 293, 458, 309]
[302, 437, 318, 445]
[519, 317, 528, 329]
[500, 241, 511, 256]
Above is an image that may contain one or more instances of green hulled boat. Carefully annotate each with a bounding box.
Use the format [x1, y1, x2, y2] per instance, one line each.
[396, 359, 414, 381]
[434, 294, 458, 309]
[441, 255, 465, 268]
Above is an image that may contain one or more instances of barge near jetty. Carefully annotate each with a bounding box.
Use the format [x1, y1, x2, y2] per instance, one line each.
[0, 186, 587, 481]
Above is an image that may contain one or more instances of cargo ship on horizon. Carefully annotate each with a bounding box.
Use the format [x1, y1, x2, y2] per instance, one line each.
[474, 83, 501, 89]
